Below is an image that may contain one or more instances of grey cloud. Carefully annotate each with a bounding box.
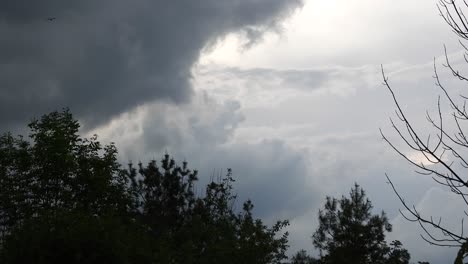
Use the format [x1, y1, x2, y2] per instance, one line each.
[0, 0, 303, 128]
[204, 139, 318, 221]
[192, 60, 465, 262]
[197, 65, 330, 92]
[141, 94, 245, 153]
[88, 42, 468, 262]
[194, 64, 384, 109]
[92, 91, 318, 224]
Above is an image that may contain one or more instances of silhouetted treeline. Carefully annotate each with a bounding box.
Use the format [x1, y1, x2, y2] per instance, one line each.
[0, 110, 425, 263]
[0, 110, 288, 264]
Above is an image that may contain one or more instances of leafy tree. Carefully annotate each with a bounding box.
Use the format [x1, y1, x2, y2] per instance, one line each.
[290, 249, 318, 264]
[128, 161, 290, 264]
[0, 109, 144, 263]
[126, 156, 199, 237]
[312, 183, 410, 264]
[0, 109, 129, 235]
[386, 240, 411, 264]
[235, 200, 289, 264]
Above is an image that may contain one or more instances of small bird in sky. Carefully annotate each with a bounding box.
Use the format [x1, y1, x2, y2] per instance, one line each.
[46, 17, 56, 22]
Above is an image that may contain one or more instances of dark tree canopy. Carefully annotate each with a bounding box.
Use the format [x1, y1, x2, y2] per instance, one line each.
[0, 109, 139, 263]
[312, 184, 410, 264]
[0, 109, 289, 264]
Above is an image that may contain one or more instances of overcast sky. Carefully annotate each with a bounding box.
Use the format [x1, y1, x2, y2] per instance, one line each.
[3, 0, 468, 263]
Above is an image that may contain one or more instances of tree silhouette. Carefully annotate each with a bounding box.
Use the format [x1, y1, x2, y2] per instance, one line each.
[127, 160, 290, 264]
[290, 249, 318, 264]
[312, 184, 410, 264]
[387, 240, 411, 264]
[0, 109, 145, 263]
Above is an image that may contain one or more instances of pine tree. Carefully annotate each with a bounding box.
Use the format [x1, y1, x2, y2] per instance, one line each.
[312, 183, 409, 264]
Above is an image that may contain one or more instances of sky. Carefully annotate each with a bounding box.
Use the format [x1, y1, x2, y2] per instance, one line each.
[2, 0, 468, 263]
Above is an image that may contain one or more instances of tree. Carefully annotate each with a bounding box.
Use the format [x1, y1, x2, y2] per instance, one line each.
[386, 240, 411, 264]
[127, 161, 290, 264]
[312, 183, 410, 264]
[381, 0, 468, 262]
[0, 109, 145, 264]
[290, 249, 318, 264]
[0, 111, 146, 263]
[1, 213, 152, 264]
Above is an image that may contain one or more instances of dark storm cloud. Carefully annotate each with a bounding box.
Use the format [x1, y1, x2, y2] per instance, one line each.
[0, 0, 303, 128]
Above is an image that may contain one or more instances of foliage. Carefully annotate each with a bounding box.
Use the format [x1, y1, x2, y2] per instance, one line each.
[0, 110, 128, 241]
[0, 109, 290, 263]
[290, 249, 318, 264]
[312, 183, 410, 264]
[0, 109, 140, 263]
[127, 160, 290, 264]
[1, 212, 152, 264]
[386, 240, 411, 264]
